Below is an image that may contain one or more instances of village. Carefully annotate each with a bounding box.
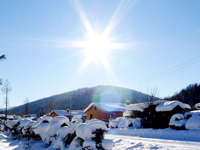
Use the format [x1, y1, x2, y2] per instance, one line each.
[1, 100, 200, 129]
[0, 99, 200, 149]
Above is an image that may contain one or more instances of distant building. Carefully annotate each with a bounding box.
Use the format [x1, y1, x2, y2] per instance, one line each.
[49, 110, 86, 120]
[23, 114, 38, 121]
[84, 103, 126, 121]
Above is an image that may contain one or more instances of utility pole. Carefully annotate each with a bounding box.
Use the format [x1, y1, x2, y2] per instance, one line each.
[70, 97, 71, 121]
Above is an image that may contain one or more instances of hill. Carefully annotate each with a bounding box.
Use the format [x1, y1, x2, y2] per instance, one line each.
[8, 85, 149, 116]
[166, 83, 200, 108]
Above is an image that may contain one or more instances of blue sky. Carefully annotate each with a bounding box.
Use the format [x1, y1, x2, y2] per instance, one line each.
[0, 0, 200, 107]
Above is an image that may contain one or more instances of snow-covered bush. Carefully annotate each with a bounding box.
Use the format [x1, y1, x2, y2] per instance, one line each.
[125, 118, 141, 128]
[71, 115, 83, 123]
[108, 117, 127, 129]
[33, 116, 52, 140]
[109, 120, 119, 129]
[185, 111, 200, 130]
[43, 116, 69, 145]
[1, 116, 114, 150]
[71, 120, 114, 150]
[169, 113, 186, 130]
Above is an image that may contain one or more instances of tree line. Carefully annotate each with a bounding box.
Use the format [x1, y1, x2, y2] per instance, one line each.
[166, 83, 200, 108]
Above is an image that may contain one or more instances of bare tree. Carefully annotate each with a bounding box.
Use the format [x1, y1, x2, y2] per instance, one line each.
[1, 79, 12, 120]
[0, 54, 6, 85]
[138, 87, 159, 110]
[24, 98, 29, 115]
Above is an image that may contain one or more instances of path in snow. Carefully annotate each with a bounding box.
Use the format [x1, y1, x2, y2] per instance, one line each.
[106, 134, 200, 150]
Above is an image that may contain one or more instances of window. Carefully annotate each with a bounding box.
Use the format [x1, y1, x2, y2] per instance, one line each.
[95, 106, 97, 110]
[110, 113, 115, 119]
[90, 114, 93, 119]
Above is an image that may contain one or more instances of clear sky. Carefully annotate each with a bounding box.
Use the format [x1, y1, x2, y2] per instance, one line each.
[0, 0, 200, 107]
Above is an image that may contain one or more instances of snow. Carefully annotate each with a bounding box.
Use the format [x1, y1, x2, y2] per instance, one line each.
[185, 110, 200, 118]
[71, 115, 83, 123]
[84, 121, 108, 140]
[124, 118, 141, 128]
[101, 139, 114, 150]
[156, 100, 191, 112]
[43, 116, 69, 143]
[125, 100, 167, 112]
[51, 110, 86, 117]
[107, 128, 200, 142]
[125, 103, 146, 112]
[1, 128, 200, 150]
[83, 139, 96, 149]
[169, 113, 186, 127]
[109, 120, 119, 128]
[106, 134, 200, 150]
[84, 103, 126, 112]
[195, 102, 200, 109]
[185, 114, 200, 130]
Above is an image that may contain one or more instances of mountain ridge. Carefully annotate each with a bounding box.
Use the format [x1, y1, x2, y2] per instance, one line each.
[7, 85, 150, 116]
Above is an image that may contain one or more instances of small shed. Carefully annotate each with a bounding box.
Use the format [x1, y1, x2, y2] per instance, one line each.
[84, 103, 126, 121]
[49, 110, 86, 120]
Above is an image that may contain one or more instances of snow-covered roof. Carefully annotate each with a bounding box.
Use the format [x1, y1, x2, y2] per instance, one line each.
[126, 100, 166, 112]
[185, 110, 200, 118]
[195, 103, 200, 109]
[126, 103, 146, 112]
[156, 100, 191, 112]
[0, 114, 5, 117]
[123, 111, 131, 117]
[51, 110, 86, 116]
[84, 103, 126, 113]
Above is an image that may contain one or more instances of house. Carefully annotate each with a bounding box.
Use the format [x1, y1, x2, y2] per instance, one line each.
[84, 103, 126, 121]
[125, 100, 191, 129]
[125, 100, 166, 118]
[49, 110, 86, 120]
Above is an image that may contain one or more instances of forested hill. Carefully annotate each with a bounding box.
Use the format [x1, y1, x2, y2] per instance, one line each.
[167, 83, 200, 108]
[8, 85, 148, 116]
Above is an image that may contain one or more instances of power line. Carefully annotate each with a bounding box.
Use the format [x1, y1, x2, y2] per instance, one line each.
[139, 55, 200, 83]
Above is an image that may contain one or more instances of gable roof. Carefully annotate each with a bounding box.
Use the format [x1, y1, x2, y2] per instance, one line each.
[84, 103, 126, 113]
[51, 110, 86, 116]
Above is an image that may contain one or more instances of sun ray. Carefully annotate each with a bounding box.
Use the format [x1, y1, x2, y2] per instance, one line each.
[61, 0, 138, 84]
[70, 0, 94, 36]
[101, 57, 119, 83]
[102, 0, 137, 38]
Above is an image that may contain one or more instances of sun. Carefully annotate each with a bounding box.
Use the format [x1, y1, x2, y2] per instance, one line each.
[84, 34, 110, 59]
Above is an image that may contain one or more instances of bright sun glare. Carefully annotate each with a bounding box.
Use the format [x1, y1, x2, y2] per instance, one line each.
[84, 34, 110, 59]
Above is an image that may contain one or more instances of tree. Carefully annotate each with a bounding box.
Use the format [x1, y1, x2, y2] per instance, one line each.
[24, 98, 29, 115]
[43, 99, 53, 115]
[0, 54, 6, 61]
[1, 79, 12, 120]
[0, 54, 6, 85]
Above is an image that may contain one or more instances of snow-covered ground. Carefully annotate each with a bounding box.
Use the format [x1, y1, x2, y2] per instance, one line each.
[1, 128, 200, 150]
[106, 134, 200, 150]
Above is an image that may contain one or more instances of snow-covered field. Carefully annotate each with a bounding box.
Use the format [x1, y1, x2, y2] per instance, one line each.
[1, 128, 200, 150]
